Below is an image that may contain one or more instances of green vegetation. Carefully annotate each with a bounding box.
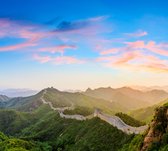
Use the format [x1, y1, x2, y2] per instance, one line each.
[0, 132, 51, 151]
[54, 118, 134, 151]
[115, 112, 146, 127]
[119, 134, 144, 151]
[4, 92, 43, 112]
[130, 99, 168, 123]
[120, 104, 168, 151]
[43, 88, 126, 115]
[0, 104, 134, 151]
[63, 106, 93, 116]
[0, 105, 51, 136]
[43, 89, 72, 107]
[129, 106, 155, 123]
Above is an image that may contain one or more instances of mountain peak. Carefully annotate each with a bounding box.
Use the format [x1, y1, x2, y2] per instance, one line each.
[85, 88, 92, 92]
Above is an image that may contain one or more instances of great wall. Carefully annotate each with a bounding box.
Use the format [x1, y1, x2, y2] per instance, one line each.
[41, 89, 148, 134]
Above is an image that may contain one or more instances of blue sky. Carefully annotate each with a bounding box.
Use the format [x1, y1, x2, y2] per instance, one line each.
[0, 0, 168, 90]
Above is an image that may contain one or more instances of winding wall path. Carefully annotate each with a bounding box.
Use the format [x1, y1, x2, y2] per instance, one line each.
[41, 89, 148, 134]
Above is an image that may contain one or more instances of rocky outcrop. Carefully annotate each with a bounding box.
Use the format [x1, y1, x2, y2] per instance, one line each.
[141, 105, 168, 151]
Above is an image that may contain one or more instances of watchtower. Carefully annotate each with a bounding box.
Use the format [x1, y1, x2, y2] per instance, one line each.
[94, 108, 101, 117]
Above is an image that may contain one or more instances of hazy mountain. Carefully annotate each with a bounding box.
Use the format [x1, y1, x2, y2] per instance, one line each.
[0, 95, 9, 102]
[84, 86, 168, 108]
[3, 87, 168, 114]
[130, 85, 168, 92]
[1, 88, 122, 114]
[0, 88, 38, 97]
[129, 98, 168, 123]
[0, 95, 10, 108]
[3, 91, 43, 112]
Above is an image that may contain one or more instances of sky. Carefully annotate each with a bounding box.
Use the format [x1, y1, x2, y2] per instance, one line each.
[0, 0, 168, 90]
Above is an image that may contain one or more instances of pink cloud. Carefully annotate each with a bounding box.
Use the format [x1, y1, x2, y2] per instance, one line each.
[0, 40, 37, 51]
[0, 16, 111, 54]
[125, 41, 145, 49]
[124, 40, 168, 56]
[100, 48, 120, 55]
[126, 30, 148, 37]
[0, 19, 45, 52]
[53, 56, 83, 65]
[39, 44, 77, 54]
[146, 41, 168, 56]
[33, 54, 51, 63]
[33, 54, 84, 65]
[114, 52, 138, 65]
[97, 51, 168, 72]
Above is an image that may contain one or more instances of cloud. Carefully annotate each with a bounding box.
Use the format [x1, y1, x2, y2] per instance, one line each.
[97, 39, 168, 72]
[39, 44, 77, 54]
[33, 54, 84, 65]
[125, 40, 168, 56]
[0, 18, 45, 52]
[99, 40, 168, 57]
[126, 40, 145, 49]
[97, 51, 168, 72]
[0, 40, 37, 51]
[45, 17, 60, 25]
[56, 21, 89, 32]
[0, 16, 110, 53]
[99, 48, 120, 55]
[33, 54, 51, 63]
[55, 16, 108, 32]
[53, 56, 84, 65]
[52, 16, 111, 37]
[1, 17, 168, 73]
[125, 30, 148, 37]
[146, 41, 168, 56]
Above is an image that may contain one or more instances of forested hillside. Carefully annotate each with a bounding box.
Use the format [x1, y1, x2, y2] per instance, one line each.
[0, 104, 134, 151]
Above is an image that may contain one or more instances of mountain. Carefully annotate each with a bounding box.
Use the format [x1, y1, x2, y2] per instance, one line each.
[0, 88, 38, 97]
[130, 85, 168, 93]
[0, 95, 10, 108]
[84, 87, 168, 110]
[42, 87, 128, 114]
[0, 86, 168, 151]
[3, 87, 168, 115]
[2, 87, 133, 114]
[0, 95, 9, 102]
[2, 91, 43, 112]
[129, 98, 168, 123]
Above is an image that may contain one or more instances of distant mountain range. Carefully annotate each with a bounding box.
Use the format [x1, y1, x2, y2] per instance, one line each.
[129, 85, 168, 92]
[0, 95, 10, 102]
[0, 88, 38, 97]
[84, 86, 168, 108]
[1, 86, 168, 115]
[129, 98, 168, 123]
